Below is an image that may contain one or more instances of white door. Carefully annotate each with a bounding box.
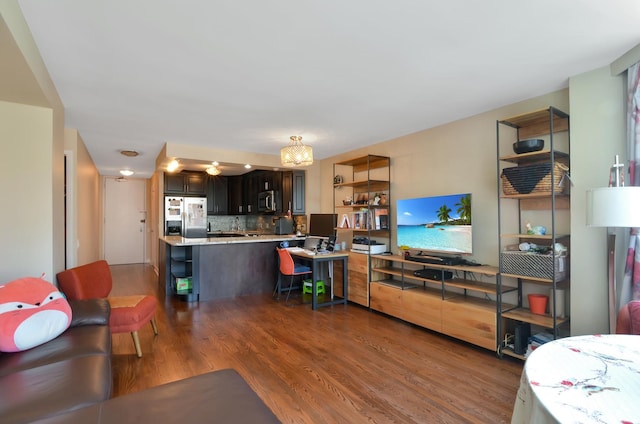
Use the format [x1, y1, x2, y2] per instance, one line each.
[104, 177, 146, 264]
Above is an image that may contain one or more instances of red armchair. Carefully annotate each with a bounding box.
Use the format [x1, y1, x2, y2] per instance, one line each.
[615, 300, 640, 335]
[57, 260, 158, 357]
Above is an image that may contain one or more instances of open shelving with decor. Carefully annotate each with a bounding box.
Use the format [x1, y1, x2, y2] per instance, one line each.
[496, 106, 571, 360]
[165, 245, 199, 302]
[369, 254, 503, 351]
[333, 155, 390, 307]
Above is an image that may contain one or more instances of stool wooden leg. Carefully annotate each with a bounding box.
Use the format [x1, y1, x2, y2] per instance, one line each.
[150, 317, 158, 335]
[131, 331, 142, 358]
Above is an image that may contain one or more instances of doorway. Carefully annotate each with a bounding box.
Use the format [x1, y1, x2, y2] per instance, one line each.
[104, 177, 146, 264]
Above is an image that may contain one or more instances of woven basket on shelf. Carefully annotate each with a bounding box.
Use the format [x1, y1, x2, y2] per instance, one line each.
[501, 160, 569, 195]
[501, 251, 568, 282]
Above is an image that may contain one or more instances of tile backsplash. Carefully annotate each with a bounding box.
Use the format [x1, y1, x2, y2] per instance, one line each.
[207, 215, 307, 234]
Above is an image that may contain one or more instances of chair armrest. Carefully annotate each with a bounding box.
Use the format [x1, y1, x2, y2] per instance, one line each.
[68, 298, 111, 327]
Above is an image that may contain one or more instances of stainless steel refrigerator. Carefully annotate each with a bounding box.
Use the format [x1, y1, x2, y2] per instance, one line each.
[164, 196, 207, 238]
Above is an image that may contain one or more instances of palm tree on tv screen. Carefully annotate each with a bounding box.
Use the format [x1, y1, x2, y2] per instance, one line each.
[436, 205, 451, 223]
[455, 194, 471, 225]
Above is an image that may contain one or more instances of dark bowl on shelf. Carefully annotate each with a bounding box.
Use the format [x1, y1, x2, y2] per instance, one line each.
[513, 138, 544, 154]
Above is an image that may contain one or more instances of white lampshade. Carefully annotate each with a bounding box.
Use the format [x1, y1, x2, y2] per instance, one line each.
[586, 186, 640, 227]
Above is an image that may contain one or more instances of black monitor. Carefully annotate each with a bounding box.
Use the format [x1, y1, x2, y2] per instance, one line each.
[308, 213, 337, 238]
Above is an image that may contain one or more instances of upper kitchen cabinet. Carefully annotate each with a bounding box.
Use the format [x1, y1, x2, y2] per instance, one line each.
[281, 170, 305, 215]
[257, 170, 280, 192]
[227, 176, 244, 215]
[164, 171, 206, 195]
[206, 175, 228, 215]
[243, 171, 259, 215]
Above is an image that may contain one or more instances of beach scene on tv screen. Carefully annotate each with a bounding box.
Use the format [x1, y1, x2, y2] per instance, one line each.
[397, 193, 472, 254]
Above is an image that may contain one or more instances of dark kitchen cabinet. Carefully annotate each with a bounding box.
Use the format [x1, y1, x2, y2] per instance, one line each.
[281, 170, 305, 215]
[165, 173, 186, 193]
[227, 176, 244, 215]
[206, 175, 228, 215]
[164, 172, 206, 195]
[257, 170, 269, 192]
[243, 171, 259, 215]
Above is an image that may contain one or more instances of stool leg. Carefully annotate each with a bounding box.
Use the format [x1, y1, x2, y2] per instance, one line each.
[150, 317, 158, 335]
[131, 331, 142, 358]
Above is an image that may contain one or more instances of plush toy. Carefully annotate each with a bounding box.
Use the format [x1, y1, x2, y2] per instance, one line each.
[0, 277, 72, 352]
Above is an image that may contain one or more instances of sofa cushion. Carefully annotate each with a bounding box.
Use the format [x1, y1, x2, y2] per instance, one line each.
[0, 278, 72, 352]
[0, 325, 111, 377]
[0, 354, 112, 424]
[29, 369, 280, 424]
[68, 299, 110, 327]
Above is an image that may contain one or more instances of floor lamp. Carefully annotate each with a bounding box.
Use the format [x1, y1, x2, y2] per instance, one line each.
[586, 185, 640, 333]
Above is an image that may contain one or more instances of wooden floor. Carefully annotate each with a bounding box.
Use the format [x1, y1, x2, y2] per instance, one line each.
[109, 263, 523, 423]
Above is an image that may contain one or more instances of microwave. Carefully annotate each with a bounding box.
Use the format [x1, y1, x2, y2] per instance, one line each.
[258, 190, 277, 213]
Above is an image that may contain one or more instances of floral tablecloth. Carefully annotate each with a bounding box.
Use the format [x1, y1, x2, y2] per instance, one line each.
[511, 334, 640, 423]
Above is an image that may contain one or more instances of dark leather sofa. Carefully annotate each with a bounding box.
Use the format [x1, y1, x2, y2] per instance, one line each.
[0, 299, 280, 424]
[0, 299, 113, 424]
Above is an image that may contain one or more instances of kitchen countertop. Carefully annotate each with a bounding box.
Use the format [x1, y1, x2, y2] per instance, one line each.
[161, 233, 305, 246]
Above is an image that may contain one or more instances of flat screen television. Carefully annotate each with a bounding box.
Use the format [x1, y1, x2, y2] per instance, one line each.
[308, 213, 337, 238]
[396, 193, 472, 255]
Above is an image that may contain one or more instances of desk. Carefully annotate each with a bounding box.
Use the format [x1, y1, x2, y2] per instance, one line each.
[289, 250, 349, 310]
[511, 334, 640, 424]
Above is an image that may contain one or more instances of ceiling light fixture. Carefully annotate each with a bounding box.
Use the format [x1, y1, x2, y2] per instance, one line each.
[119, 169, 134, 176]
[281, 135, 313, 167]
[205, 163, 221, 176]
[167, 159, 179, 173]
[244, 164, 252, 169]
[119, 149, 139, 157]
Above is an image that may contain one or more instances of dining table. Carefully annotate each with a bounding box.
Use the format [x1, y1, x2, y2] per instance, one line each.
[511, 334, 640, 423]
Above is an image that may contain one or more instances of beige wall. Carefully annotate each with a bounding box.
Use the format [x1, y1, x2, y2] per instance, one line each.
[569, 66, 626, 335]
[0, 101, 54, 280]
[318, 90, 570, 268]
[0, 3, 65, 283]
[64, 128, 101, 267]
[147, 174, 158, 268]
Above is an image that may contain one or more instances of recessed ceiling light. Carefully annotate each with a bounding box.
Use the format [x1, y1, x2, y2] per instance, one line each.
[120, 169, 134, 176]
[120, 149, 139, 157]
[244, 164, 252, 169]
[167, 159, 179, 172]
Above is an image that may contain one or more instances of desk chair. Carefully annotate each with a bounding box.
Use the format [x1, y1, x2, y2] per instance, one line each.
[274, 247, 312, 305]
[57, 260, 158, 357]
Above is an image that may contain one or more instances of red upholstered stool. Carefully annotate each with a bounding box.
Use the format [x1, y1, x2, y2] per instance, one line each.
[57, 260, 158, 357]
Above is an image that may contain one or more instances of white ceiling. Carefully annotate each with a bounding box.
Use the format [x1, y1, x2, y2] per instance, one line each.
[17, 0, 640, 177]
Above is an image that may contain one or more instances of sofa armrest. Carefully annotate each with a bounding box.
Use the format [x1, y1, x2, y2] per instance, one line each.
[68, 299, 111, 327]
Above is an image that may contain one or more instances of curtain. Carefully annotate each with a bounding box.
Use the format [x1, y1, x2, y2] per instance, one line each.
[621, 63, 640, 306]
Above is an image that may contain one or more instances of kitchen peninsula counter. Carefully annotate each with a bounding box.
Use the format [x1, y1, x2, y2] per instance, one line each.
[162, 233, 303, 246]
[159, 234, 305, 302]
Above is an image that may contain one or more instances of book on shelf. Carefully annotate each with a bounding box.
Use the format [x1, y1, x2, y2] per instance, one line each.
[350, 211, 369, 229]
[374, 208, 389, 230]
[339, 213, 350, 228]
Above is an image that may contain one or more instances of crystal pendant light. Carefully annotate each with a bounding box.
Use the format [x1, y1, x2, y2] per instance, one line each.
[280, 136, 313, 167]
